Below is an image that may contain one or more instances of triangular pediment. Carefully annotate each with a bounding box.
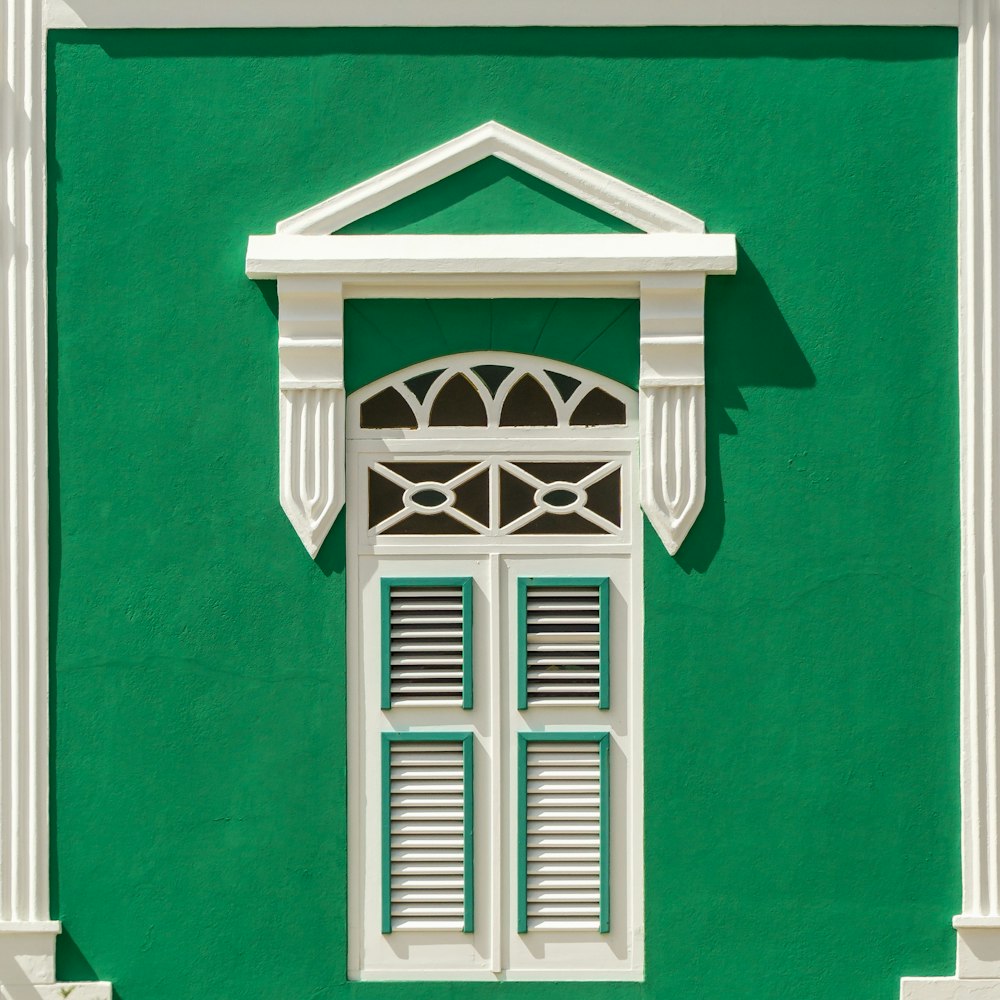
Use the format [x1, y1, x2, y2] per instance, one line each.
[276, 121, 705, 236]
[337, 158, 642, 235]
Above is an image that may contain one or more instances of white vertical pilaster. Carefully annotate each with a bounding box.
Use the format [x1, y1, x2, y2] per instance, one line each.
[1, 0, 51, 931]
[0, 0, 110, 993]
[277, 276, 345, 557]
[902, 1, 1000, 995]
[638, 274, 707, 555]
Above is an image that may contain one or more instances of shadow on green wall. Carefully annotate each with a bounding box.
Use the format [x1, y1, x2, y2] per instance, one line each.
[675, 245, 815, 574]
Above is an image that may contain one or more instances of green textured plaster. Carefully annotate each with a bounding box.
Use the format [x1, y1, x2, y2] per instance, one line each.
[49, 26, 958, 1000]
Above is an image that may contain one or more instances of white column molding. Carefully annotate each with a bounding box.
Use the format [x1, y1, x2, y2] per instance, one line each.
[1, 0, 109, 994]
[638, 276, 707, 555]
[277, 276, 345, 557]
[2, 0, 48, 931]
[901, 1, 1000, 996]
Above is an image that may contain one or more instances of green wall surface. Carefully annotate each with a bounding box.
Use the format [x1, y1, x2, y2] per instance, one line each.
[48, 26, 959, 1000]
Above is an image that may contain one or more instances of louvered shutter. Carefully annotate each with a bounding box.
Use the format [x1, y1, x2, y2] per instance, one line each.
[381, 578, 473, 709]
[518, 578, 609, 709]
[518, 734, 609, 933]
[382, 733, 474, 933]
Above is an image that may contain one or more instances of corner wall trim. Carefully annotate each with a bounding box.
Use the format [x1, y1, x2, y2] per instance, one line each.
[900, 2, 1000, 994]
[0, 0, 110, 994]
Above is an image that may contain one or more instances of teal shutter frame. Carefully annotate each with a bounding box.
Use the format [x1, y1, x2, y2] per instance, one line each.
[517, 577, 610, 710]
[517, 731, 610, 935]
[381, 731, 475, 934]
[380, 577, 474, 710]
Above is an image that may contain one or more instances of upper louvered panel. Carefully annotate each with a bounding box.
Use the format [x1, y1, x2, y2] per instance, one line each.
[384, 737, 472, 932]
[382, 580, 471, 708]
[521, 739, 607, 932]
[520, 580, 608, 708]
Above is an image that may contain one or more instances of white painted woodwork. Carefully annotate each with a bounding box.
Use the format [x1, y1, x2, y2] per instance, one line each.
[249, 127, 736, 559]
[0, 0, 109, 993]
[900, 1, 1000, 996]
[275, 122, 704, 237]
[247, 233, 737, 283]
[353, 354, 635, 436]
[347, 376, 643, 979]
[277, 276, 344, 556]
[43, 0, 962, 29]
[638, 276, 708, 554]
[1, 0, 48, 932]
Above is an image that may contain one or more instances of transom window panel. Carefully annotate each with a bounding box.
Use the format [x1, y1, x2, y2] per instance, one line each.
[518, 579, 609, 709]
[368, 459, 623, 538]
[381, 579, 473, 709]
[382, 733, 474, 933]
[354, 354, 635, 435]
[518, 734, 609, 934]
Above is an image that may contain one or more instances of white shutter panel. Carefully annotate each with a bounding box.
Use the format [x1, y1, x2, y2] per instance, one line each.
[383, 735, 474, 933]
[519, 579, 608, 708]
[519, 735, 609, 933]
[382, 579, 472, 708]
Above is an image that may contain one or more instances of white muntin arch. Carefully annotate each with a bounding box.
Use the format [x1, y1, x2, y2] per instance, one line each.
[245, 121, 738, 559]
[349, 352, 639, 544]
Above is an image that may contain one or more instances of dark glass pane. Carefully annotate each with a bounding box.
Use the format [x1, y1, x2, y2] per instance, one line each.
[411, 488, 449, 508]
[384, 512, 477, 535]
[545, 370, 582, 402]
[499, 375, 557, 426]
[583, 468, 621, 526]
[360, 386, 417, 429]
[570, 387, 627, 426]
[368, 468, 405, 528]
[513, 512, 607, 535]
[512, 461, 605, 483]
[541, 488, 579, 508]
[453, 470, 490, 526]
[429, 374, 488, 426]
[499, 467, 536, 526]
[472, 364, 514, 397]
[404, 369, 444, 403]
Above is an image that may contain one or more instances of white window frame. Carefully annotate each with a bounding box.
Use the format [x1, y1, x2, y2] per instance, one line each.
[345, 356, 644, 981]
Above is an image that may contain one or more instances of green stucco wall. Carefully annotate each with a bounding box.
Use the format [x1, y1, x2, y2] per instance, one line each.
[48, 26, 958, 1000]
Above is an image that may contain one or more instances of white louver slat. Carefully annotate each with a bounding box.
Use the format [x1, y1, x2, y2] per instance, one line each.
[383, 736, 473, 933]
[520, 580, 608, 708]
[382, 580, 471, 708]
[520, 736, 608, 933]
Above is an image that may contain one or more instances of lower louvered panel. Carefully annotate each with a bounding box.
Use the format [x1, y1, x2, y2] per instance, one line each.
[522, 739, 607, 932]
[384, 738, 471, 932]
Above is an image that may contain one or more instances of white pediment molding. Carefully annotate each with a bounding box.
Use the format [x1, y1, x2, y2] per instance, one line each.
[275, 121, 705, 236]
[247, 125, 737, 558]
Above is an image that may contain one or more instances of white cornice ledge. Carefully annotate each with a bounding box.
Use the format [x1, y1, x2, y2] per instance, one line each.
[44, 0, 961, 28]
[246, 234, 738, 282]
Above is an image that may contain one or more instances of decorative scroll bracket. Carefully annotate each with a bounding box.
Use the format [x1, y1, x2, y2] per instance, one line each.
[278, 276, 345, 556]
[639, 276, 707, 555]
